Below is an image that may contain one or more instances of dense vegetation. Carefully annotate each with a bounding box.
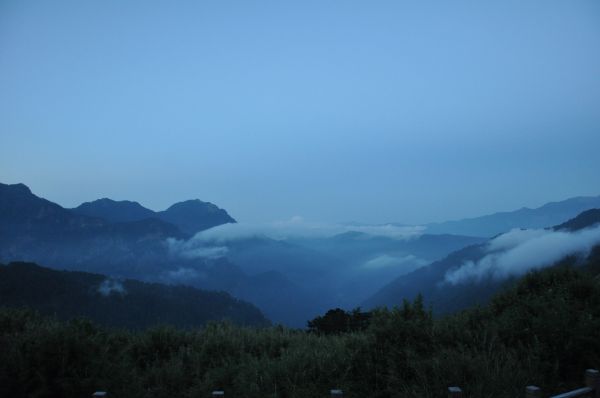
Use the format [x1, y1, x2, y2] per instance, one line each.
[2, 262, 599, 398]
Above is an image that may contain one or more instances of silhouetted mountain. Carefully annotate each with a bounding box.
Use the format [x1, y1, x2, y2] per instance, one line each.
[426, 195, 600, 237]
[73, 197, 236, 235]
[553, 209, 600, 232]
[0, 182, 188, 275]
[72, 198, 156, 223]
[0, 182, 104, 238]
[0, 182, 182, 240]
[0, 262, 269, 328]
[15, 181, 599, 328]
[0, 183, 327, 326]
[365, 208, 600, 313]
[157, 199, 236, 234]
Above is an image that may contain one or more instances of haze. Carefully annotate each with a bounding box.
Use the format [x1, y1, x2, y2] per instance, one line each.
[1, 0, 599, 224]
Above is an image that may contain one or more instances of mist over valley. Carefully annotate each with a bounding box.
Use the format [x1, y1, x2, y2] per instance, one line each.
[3, 182, 600, 328]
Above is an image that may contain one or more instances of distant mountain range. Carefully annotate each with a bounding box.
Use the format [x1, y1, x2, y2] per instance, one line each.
[2, 181, 599, 328]
[0, 182, 231, 276]
[282, 232, 486, 307]
[72, 197, 236, 234]
[425, 195, 600, 237]
[0, 182, 235, 239]
[0, 261, 268, 328]
[0, 182, 320, 326]
[365, 207, 600, 313]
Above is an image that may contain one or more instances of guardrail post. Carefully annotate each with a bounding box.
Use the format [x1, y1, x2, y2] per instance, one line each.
[585, 369, 599, 388]
[330, 389, 343, 397]
[448, 386, 462, 398]
[526, 385, 541, 398]
[585, 369, 599, 398]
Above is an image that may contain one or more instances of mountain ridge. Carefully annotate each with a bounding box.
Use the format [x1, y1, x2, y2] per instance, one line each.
[425, 195, 600, 237]
[72, 198, 156, 223]
[365, 207, 600, 313]
[72, 197, 236, 235]
[0, 261, 269, 328]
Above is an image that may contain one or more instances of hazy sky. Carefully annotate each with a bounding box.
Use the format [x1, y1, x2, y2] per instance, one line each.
[1, 0, 599, 224]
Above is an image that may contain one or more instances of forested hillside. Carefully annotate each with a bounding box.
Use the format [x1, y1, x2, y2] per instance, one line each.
[0, 262, 269, 329]
[365, 208, 600, 312]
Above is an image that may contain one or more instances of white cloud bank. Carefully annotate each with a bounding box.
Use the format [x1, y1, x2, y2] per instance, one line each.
[445, 225, 600, 285]
[166, 217, 425, 260]
[167, 238, 228, 260]
[190, 217, 425, 244]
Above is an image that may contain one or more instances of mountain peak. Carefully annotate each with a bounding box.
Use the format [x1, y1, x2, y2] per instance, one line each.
[166, 199, 220, 212]
[73, 198, 155, 223]
[0, 182, 106, 236]
[81, 197, 146, 206]
[0, 182, 33, 196]
[159, 199, 236, 234]
[72, 195, 235, 234]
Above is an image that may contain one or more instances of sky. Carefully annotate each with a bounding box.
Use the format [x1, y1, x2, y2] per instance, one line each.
[1, 0, 599, 224]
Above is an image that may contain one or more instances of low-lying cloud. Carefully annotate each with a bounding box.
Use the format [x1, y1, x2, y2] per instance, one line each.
[166, 238, 228, 260]
[97, 279, 126, 296]
[190, 217, 425, 244]
[166, 218, 425, 261]
[363, 254, 428, 271]
[445, 225, 600, 285]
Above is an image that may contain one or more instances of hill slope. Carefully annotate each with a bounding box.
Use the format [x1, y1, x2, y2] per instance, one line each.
[365, 208, 600, 313]
[0, 262, 269, 328]
[553, 208, 600, 232]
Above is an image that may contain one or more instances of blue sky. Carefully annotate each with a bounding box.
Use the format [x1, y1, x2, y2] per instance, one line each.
[1, 0, 599, 224]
